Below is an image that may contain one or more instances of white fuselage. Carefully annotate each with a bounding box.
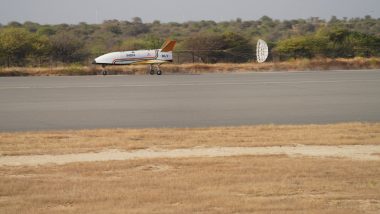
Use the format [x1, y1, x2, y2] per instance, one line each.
[94, 49, 173, 65]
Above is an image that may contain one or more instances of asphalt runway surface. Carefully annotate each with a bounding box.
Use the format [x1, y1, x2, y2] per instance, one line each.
[1, 70, 380, 131]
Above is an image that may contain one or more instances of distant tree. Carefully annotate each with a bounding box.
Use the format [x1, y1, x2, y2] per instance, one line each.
[103, 20, 122, 35]
[260, 16, 273, 24]
[275, 35, 328, 59]
[153, 20, 161, 25]
[182, 32, 254, 63]
[23, 21, 40, 33]
[183, 33, 226, 63]
[55, 24, 70, 32]
[144, 35, 164, 49]
[132, 17, 143, 24]
[77, 22, 97, 36]
[30, 35, 51, 66]
[319, 28, 377, 58]
[276, 28, 380, 59]
[329, 16, 339, 24]
[0, 28, 34, 66]
[7, 21, 22, 27]
[223, 32, 254, 62]
[36, 26, 56, 36]
[50, 33, 87, 63]
[124, 21, 149, 36]
[119, 38, 149, 50]
[2, 16, 380, 66]
[326, 28, 353, 57]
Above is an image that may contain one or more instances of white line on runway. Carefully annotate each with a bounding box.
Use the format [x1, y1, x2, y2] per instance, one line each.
[1, 79, 380, 90]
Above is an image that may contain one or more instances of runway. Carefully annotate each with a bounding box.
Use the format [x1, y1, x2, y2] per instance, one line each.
[1, 70, 380, 131]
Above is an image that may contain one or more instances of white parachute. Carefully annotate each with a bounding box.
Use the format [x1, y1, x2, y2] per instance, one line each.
[256, 39, 269, 63]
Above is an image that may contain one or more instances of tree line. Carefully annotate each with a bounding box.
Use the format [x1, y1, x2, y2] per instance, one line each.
[1, 16, 380, 66]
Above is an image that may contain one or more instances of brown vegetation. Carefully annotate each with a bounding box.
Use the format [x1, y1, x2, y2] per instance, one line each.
[1, 156, 380, 213]
[2, 17, 380, 67]
[1, 123, 379, 156]
[1, 57, 380, 76]
[1, 123, 380, 213]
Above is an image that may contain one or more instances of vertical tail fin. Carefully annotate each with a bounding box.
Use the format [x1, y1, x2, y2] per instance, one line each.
[160, 39, 176, 52]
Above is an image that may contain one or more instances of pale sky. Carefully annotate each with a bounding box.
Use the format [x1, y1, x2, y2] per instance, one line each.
[0, 0, 379, 24]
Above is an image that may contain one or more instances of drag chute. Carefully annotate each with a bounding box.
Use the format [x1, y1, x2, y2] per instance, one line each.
[256, 39, 269, 63]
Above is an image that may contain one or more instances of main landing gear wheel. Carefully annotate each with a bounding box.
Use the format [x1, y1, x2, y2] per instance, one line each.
[149, 65, 155, 75]
[101, 65, 108, 76]
[149, 65, 162, 75]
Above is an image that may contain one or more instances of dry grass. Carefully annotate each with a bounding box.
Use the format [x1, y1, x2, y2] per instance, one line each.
[1, 123, 380, 213]
[1, 57, 380, 76]
[1, 156, 380, 213]
[0, 123, 379, 156]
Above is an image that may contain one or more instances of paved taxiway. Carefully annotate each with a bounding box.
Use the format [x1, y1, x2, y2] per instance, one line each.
[0, 70, 380, 131]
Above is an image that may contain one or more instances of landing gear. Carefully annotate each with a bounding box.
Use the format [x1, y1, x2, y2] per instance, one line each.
[149, 64, 162, 75]
[149, 65, 155, 75]
[101, 65, 108, 76]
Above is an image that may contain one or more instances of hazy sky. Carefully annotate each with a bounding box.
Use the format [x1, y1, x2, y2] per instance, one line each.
[0, 0, 379, 24]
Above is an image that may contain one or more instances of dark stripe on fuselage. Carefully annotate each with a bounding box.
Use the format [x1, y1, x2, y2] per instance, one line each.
[113, 57, 155, 64]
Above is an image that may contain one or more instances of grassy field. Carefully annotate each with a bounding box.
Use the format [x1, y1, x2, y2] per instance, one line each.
[1, 156, 380, 213]
[1, 123, 379, 156]
[1, 123, 380, 213]
[1, 57, 380, 76]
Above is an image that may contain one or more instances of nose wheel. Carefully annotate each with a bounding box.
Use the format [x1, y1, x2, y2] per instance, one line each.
[101, 65, 108, 75]
[149, 65, 162, 75]
[149, 67, 155, 75]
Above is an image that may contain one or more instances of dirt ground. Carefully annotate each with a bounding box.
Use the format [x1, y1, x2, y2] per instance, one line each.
[1, 123, 379, 156]
[1, 156, 380, 214]
[1, 145, 380, 166]
[1, 123, 380, 213]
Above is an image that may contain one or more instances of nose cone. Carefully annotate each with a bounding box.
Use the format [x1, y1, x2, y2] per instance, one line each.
[93, 52, 120, 65]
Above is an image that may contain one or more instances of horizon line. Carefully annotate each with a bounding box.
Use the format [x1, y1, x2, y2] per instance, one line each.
[1, 15, 379, 26]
